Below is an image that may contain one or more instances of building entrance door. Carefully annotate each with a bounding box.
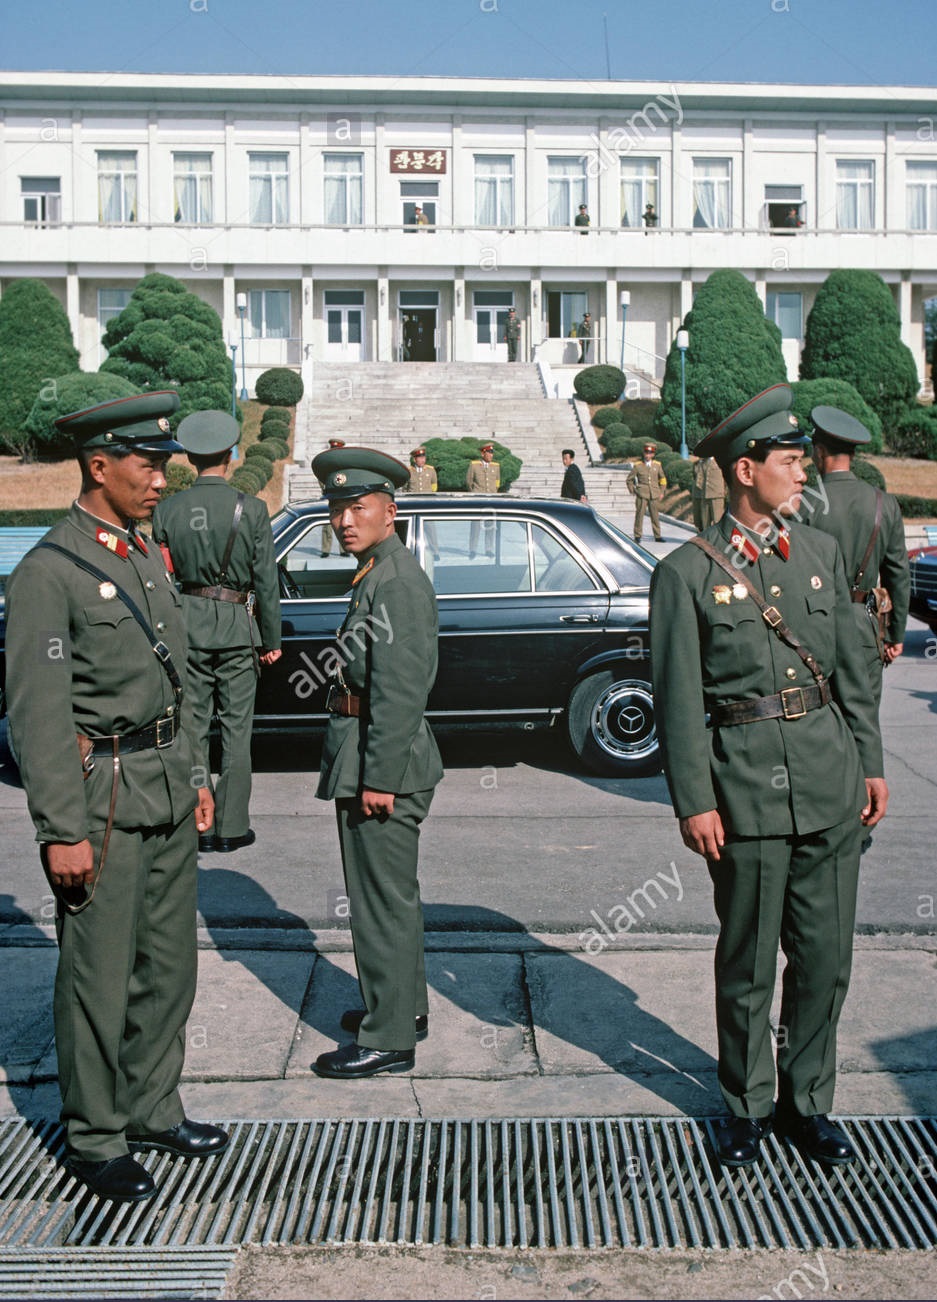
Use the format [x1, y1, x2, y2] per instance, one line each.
[325, 306, 364, 360]
[401, 308, 437, 361]
[473, 307, 510, 361]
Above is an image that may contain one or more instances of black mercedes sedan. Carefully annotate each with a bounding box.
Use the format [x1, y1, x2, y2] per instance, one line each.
[260, 494, 658, 777]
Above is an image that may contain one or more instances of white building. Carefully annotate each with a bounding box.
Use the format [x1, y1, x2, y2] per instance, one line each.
[1, 71, 935, 391]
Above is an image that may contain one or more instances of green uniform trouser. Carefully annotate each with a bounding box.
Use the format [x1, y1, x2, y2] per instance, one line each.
[634, 496, 661, 540]
[54, 813, 197, 1160]
[187, 645, 256, 838]
[335, 788, 434, 1051]
[708, 814, 862, 1120]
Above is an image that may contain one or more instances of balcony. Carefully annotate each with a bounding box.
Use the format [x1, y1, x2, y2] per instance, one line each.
[2, 220, 935, 277]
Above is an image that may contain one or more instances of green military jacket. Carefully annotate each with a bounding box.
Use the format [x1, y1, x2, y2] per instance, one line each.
[650, 514, 883, 839]
[627, 460, 667, 500]
[806, 470, 910, 646]
[317, 532, 443, 800]
[5, 504, 198, 843]
[151, 476, 281, 653]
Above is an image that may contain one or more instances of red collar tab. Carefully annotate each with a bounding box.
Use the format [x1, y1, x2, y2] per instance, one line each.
[94, 527, 128, 559]
[351, 556, 375, 587]
[776, 529, 790, 561]
[729, 528, 760, 566]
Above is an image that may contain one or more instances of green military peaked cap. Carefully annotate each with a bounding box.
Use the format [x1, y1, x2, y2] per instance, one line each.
[311, 446, 411, 501]
[809, 405, 872, 449]
[693, 383, 806, 465]
[54, 390, 183, 453]
[177, 410, 241, 457]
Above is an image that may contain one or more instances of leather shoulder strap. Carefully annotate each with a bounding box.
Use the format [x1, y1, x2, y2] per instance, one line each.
[36, 542, 184, 703]
[853, 489, 883, 589]
[689, 534, 826, 684]
[218, 492, 245, 587]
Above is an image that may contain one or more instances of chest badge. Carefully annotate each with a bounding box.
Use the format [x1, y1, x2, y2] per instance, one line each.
[713, 585, 732, 605]
[98, 581, 117, 600]
[811, 575, 823, 590]
[731, 584, 748, 601]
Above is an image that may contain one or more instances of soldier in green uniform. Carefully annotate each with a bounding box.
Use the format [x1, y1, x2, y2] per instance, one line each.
[650, 384, 888, 1169]
[626, 442, 667, 542]
[691, 454, 726, 531]
[151, 411, 282, 854]
[311, 447, 444, 1079]
[5, 392, 226, 1203]
[466, 442, 500, 558]
[805, 406, 910, 710]
[503, 307, 521, 362]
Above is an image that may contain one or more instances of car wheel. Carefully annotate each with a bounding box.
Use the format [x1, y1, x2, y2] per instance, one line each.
[566, 670, 659, 778]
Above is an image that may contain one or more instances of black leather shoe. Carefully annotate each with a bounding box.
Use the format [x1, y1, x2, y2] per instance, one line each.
[66, 1154, 155, 1202]
[711, 1116, 771, 1167]
[340, 1009, 428, 1041]
[198, 833, 216, 853]
[313, 1043, 414, 1079]
[777, 1113, 855, 1166]
[214, 829, 256, 853]
[127, 1119, 229, 1158]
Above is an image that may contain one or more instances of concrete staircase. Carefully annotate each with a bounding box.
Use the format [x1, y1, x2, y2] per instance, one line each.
[289, 362, 636, 521]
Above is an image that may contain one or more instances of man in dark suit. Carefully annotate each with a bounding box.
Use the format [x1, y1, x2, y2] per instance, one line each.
[650, 384, 887, 1170]
[311, 447, 444, 1079]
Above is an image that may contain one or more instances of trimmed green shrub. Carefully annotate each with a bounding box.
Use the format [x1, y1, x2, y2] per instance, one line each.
[852, 457, 887, 490]
[790, 378, 883, 454]
[255, 368, 304, 406]
[161, 464, 197, 498]
[258, 419, 290, 443]
[619, 398, 660, 445]
[889, 407, 937, 459]
[229, 467, 263, 495]
[243, 456, 272, 485]
[0, 280, 81, 456]
[895, 493, 937, 517]
[573, 366, 626, 405]
[666, 459, 696, 493]
[600, 430, 633, 459]
[656, 270, 787, 452]
[257, 438, 289, 460]
[598, 421, 632, 445]
[0, 508, 68, 527]
[23, 372, 141, 459]
[800, 270, 919, 431]
[261, 406, 292, 426]
[421, 436, 522, 492]
[591, 405, 624, 430]
[100, 273, 235, 431]
[245, 442, 279, 464]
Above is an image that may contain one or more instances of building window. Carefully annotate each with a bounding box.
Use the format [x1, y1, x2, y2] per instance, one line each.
[766, 291, 803, 340]
[474, 155, 514, 225]
[97, 152, 137, 224]
[764, 185, 805, 230]
[249, 153, 289, 225]
[173, 153, 213, 224]
[21, 177, 61, 226]
[98, 288, 133, 363]
[547, 157, 587, 227]
[620, 158, 658, 228]
[907, 161, 937, 231]
[835, 159, 874, 230]
[248, 289, 291, 338]
[692, 158, 731, 229]
[324, 153, 363, 225]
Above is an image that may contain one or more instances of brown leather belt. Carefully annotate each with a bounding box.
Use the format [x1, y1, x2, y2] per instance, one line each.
[851, 589, 871, 603]
[180, 583, 251, 605]
[326, 684, 365, 718]
[79, 711, 180, 758]
[709, 680, 832, 727]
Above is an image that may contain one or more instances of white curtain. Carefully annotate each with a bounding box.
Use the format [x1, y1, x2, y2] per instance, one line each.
[693, 159, 730, 229]
[324, 155, 363, 224]
[250, 155, 288, 225]
[907, 163, 937, 230]
[620, 160, 657, 227]
[475, 156, 513, 225]
[174, 155, 212, 223]
[548, 158, 586, 226]
[836, 161, 873, 229]
[98, 153, 136, 223]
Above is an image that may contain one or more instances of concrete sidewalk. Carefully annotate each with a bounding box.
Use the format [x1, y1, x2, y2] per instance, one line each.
[2, 924, 934, 1124]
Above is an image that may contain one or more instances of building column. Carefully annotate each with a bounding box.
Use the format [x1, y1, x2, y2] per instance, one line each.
[754, 273, 766, 309]
[452, 268, 466, 360]
[529, 270, 542, 357]
[222, 265, 236, 352]
[451, 114, 462, 227]
[302, 266, 315, 360]
[72, 110, 83, 222]
[680, 273, 693, 322]
[815, 121, 828, 230]
[299, 113, 313, 227]
[377, 268, 391, 360]
[884, 119, 898, 230]
[373, 113, 384, 226]
[742, 118, 754, 229]
[147, 112, 158, 225]
[66, 265, 81, 365]
[224, 112, 236, 226]
[525, 116, 536, 228]
[605, 273, 618, 367]
[899, 270, 914, 354]
[671, 122, 683, 229]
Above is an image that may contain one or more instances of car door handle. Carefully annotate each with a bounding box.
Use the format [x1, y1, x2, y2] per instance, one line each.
[560, 614, 599, 624]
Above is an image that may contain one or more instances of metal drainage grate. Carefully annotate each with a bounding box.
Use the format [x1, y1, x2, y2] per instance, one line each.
[0, 1117, 935, 1251]
[0, 1247, 237, 1299]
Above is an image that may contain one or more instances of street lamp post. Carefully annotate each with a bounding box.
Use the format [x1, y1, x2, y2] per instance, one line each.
[676, 329, 689, 460]
[228, 340, 238, 418]
[619, 289, 630, 375]
[236, 291, 249, 401]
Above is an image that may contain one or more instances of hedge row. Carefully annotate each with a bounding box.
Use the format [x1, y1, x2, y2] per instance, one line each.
[0, 509, 68, 526]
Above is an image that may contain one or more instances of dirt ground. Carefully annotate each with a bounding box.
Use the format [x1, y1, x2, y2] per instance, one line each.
[228, 1243, 937, 1301]
[0, 400, 288, 518]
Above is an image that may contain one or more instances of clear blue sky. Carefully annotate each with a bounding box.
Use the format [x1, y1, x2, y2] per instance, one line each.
[2, 0, 933, 85]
